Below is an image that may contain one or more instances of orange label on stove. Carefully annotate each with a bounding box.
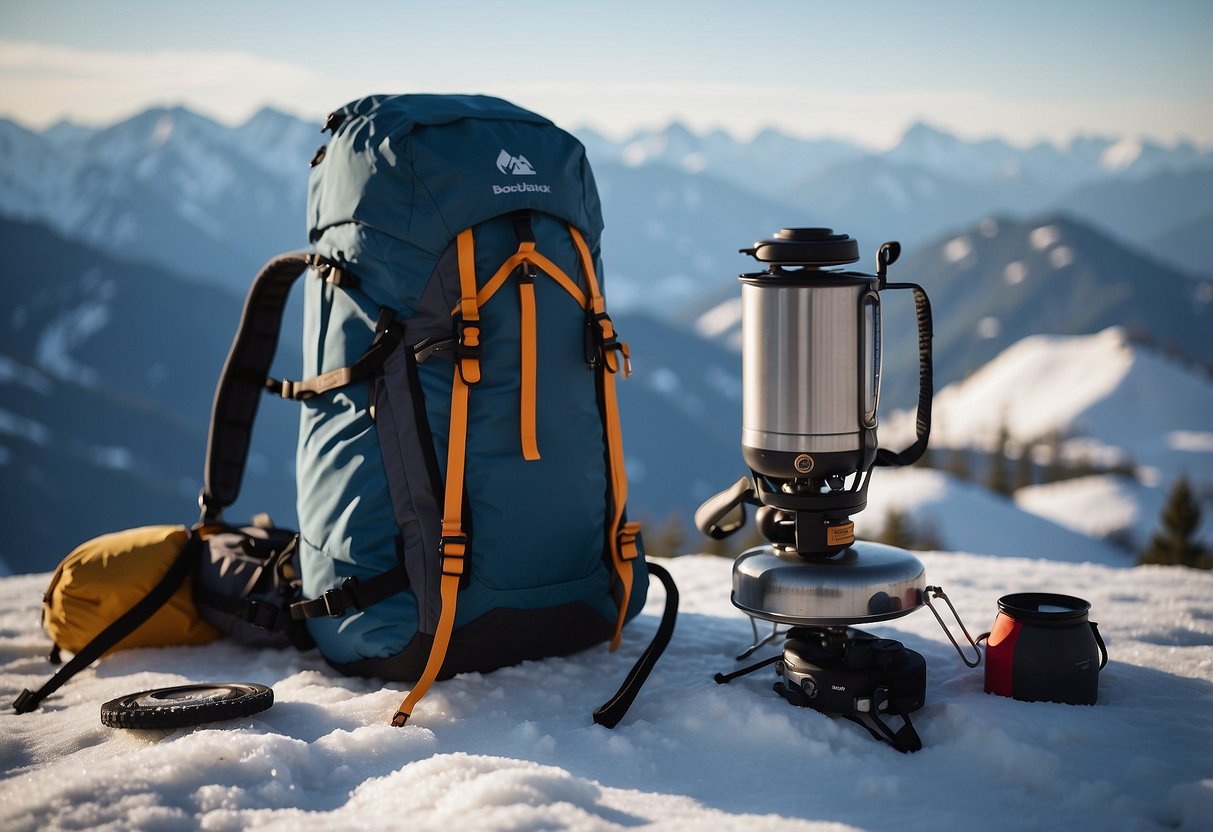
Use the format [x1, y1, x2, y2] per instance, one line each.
[827, 522, 855, 547]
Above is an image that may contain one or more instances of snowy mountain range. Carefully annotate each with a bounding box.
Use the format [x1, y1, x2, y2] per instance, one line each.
[2, 103, 1210, 572]
[0, 219, 303, 572]
[0, 107, 312, 292]
[582, 119, 1213, 276]
[881, 327, 1213, 551]
[3, 105, 1210, 304]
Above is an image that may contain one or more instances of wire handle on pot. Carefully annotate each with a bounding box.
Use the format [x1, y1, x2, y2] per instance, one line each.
[924, 585, 982, 668]
[874, 278, 933, 469]
[1091, 621, 1108, 670]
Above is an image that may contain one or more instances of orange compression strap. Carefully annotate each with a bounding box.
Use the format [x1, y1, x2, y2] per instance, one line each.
[526, 250, 587, 308]
[568, 225, 637, 650]
[466, 239, 586, 463]
[393, 231, 481, 727]
[455, 229, 482, 385]
[518, 266, 540, 461]
[603, 365, 633, 650]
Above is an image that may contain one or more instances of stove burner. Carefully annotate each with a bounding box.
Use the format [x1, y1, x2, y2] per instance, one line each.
[716, 625, 926, 753]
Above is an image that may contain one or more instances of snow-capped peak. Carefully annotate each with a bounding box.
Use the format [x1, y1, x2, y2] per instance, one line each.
[884, 327, 1213, 484]
[1100, 137, 1145, 171]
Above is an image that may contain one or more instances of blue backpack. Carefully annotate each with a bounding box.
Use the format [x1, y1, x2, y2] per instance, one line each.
[199, 94, 676, 727]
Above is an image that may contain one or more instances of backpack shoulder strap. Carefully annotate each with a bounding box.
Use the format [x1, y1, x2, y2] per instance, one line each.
[200, 252, 311, 522]
[203, 252, 405, 520]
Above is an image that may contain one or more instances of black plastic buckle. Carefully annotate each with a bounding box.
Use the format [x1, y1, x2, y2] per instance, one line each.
[242, 600, 280, 631]
[515, 263, 537, 284]
[439, 534, 469, 578]
[321, 577, 358, 618]
[586, 310, 621, 368]
[584, 312, 601, 368]
[320, 588, 344, 617]
[454, 318, 482, 385]
[321, 111, 346, 134]
[262, 373, 324, 402]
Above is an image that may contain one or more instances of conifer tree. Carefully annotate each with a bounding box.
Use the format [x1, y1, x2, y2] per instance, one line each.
[646, 513, 687, 558]
[1044, 431, 1066, 483]
[878, 508, 915, 550]
[987, 424, 1012, 495]
[947, 448, 972, 481]
[1014, 443, 1035, 491]
[1140, 475, 1208, 569]
[916, 444, 935, 469]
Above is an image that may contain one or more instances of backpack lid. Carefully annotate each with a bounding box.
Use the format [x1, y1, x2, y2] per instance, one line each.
[308, 94, 604, 255]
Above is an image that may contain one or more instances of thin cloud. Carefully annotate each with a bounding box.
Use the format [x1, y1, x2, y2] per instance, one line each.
[0, 39, 354, 127]
[1, 38, 1207, 149]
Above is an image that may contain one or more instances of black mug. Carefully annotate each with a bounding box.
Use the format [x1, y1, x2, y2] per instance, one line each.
[984, 593, 1108, 705]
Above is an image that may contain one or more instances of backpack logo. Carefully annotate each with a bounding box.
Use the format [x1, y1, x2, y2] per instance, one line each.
[496, 149, 537, 176]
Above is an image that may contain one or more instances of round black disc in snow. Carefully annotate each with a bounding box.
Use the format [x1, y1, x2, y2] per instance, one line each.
[100, 683, 273, 729]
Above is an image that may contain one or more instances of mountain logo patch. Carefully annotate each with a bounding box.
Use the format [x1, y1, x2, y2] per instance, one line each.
[496, 149, 537, 176]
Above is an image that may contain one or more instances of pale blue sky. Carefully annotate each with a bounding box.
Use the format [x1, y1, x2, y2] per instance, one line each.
[1, 0, 1210, 148]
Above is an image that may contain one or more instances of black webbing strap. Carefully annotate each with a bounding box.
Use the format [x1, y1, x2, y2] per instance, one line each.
[193, 585, 283, 631]
[288, 564, 411, 620]
[201, 252, 312, 521]
[269, 309, 401, 401]
[201, 254, 400, 520]
[511, 210, 535, 244]
[593, 561, 679, 728]
[875, 282, 933, 468]
[11, 530, 203, 714]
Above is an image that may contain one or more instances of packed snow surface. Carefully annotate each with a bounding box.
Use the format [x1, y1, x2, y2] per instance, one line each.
[2, 553, 1211, 831]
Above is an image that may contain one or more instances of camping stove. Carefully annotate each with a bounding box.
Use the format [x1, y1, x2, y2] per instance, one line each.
[713, 543, 932, 752]
[697, 228, 977, 752]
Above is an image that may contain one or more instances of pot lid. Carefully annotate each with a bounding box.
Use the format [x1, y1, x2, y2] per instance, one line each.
[742, 228, 861, 268]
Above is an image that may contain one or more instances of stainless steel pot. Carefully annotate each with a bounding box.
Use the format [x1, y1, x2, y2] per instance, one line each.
[740, 229, 881, 481]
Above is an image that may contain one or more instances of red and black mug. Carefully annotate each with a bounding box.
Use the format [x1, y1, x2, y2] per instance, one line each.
[984, 593, 1108, 705]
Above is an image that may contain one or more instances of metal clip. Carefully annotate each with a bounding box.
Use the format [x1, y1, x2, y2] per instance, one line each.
[923, 585, 982, 668]
[320, 589, 344, 618]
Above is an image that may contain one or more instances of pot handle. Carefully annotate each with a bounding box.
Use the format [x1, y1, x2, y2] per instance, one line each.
[874, 277, 933, 468]
[694, 477, 757, 540]
[924, 585, 982, 667]
[1091, 621, 1108, 670]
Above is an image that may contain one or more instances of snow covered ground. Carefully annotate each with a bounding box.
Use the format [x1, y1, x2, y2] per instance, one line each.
[2, 553, 1210, 831]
